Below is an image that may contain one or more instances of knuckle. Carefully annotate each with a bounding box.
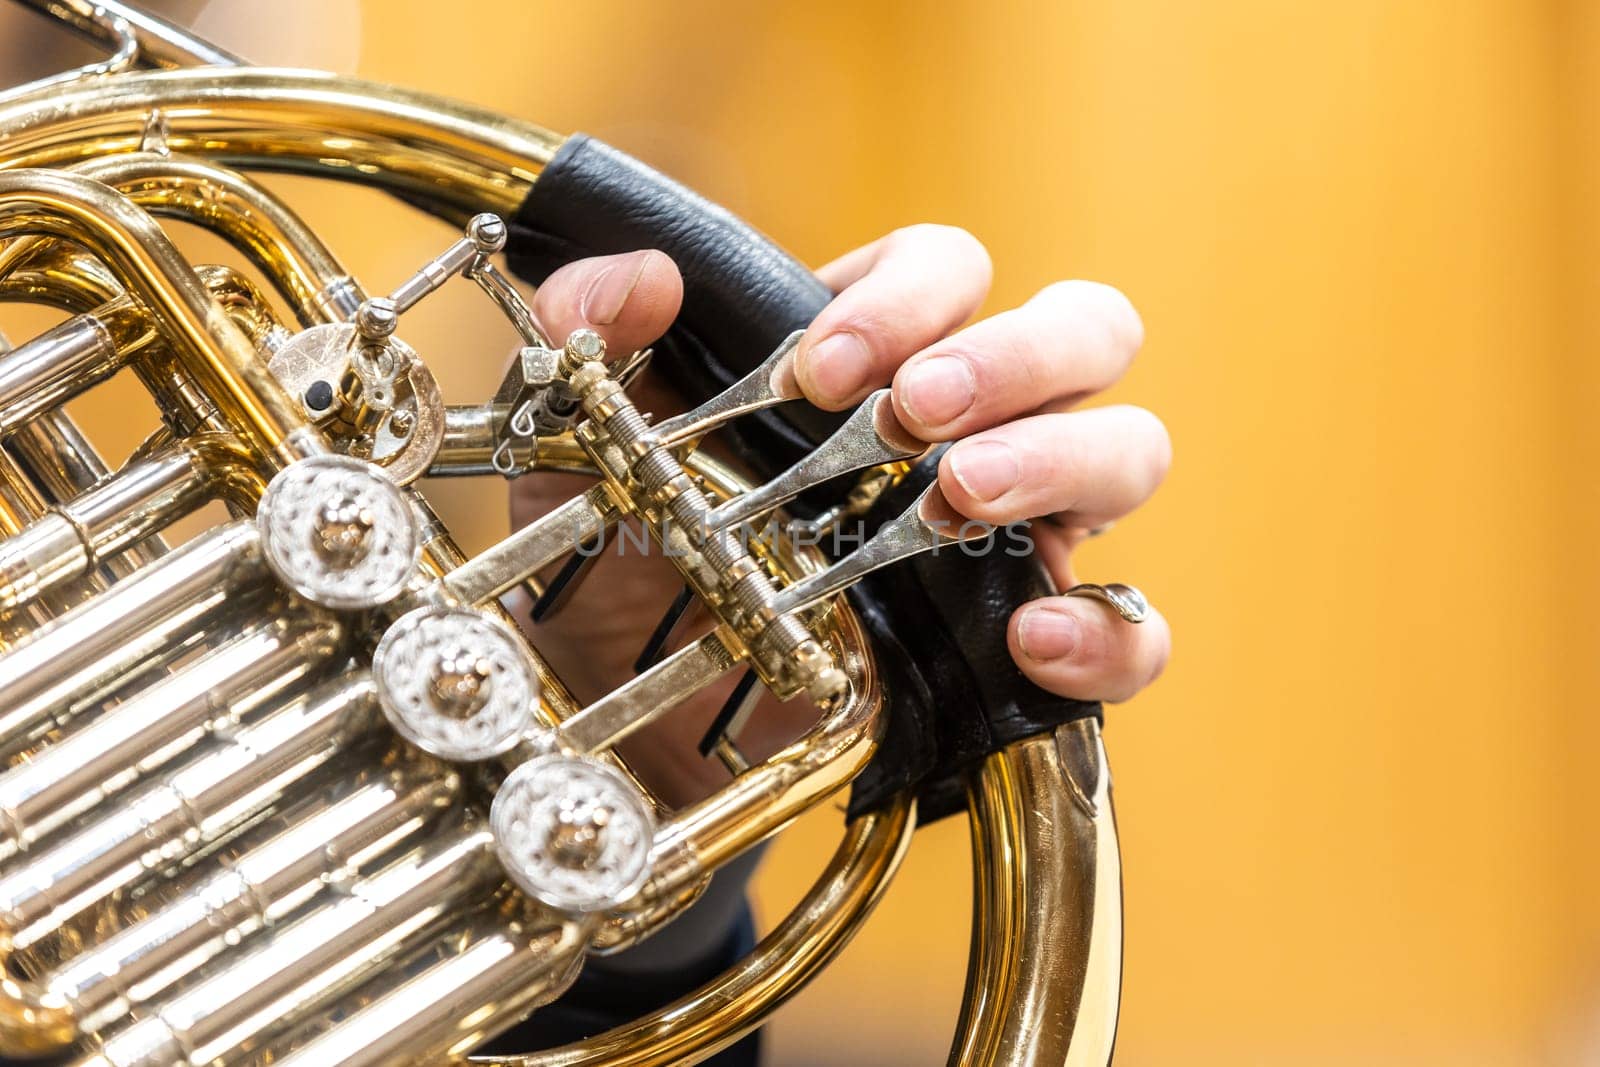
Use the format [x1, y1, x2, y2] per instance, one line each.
[1035, 279, 1145, 355]
[891, 224, 993, 282]
[832, 299, 923, 364]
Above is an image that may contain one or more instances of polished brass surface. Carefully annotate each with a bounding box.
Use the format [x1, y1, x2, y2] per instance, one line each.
[485, 798, 916, 1067]
[0, 67, 561, 221]
[0, 7, 1124, 1064]
[955, 719, 1123, 1067]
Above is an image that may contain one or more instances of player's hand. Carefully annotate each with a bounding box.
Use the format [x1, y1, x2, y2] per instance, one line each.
[510, 227, 1170, 805]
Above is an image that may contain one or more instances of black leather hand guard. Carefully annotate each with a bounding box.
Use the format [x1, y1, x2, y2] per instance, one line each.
[505, 134, 1100, 824]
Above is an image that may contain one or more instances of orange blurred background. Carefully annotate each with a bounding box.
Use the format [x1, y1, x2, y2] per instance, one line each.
[4, 1, 1599, 1064]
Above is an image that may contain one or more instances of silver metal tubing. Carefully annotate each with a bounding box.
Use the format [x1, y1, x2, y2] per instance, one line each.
[442, 487, 614, 605]
[86, 826, 504, 1067]
[51, 761, 459, 1038]
[0, 521, 263, 755]
[0, 614, 342, 864]
[558, 634, 739, 755]
[0, 677, 377, 995]
[0, 314, 122, 432]
[4, 3, 135, 94]
[7, 0, 246, 70]
[7, 412, 109, 499]
[269, 916, 587, 1067]
[0, 443, 210, 611]
[430, 404, 533, 477]
[2, 408, 167, 595]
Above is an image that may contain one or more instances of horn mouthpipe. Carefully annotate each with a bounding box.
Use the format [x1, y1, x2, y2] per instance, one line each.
[0, 521, 263, 755]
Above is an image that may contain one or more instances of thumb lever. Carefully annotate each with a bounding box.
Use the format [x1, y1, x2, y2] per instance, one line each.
[653, 331, 805, 447]
[702, 389, 925, 533]
[771, 481, 991, 615]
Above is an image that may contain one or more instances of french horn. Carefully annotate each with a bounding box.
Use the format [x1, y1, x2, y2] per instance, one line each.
[0, 2, 1125, 1063]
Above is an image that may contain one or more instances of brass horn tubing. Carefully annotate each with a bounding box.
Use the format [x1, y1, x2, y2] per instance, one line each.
[193, 263, 298, 354]
[0, 238, 298, 378]
[0, 312, 137, 432]
[0, 401, 108, 631]
[0, 451, 59, 640]
[5, 411, 169, 585]
[271, 916, 589, 1067]
[0, 521, 263, 755]
[0, 92, 536, 600]
[949, 720, 1123, 1067]
[0, 439, 43, 535]
[432, 404, 518, 477]
[0, 241, 227, 445]
[635, 663, 880, 909]
[83, 826, 507, 1067]
[69, 153, 364, 325]
[0, 427, 268, 613]
[9, 413, 109, 501]
[0, 613, 342, 868]
[0, 298, 172, 590]
[0, 69, 562, 221]
[49, 760, 459, 1045]
[478, 797, 915, 1067]
[0, 237, 124, 311]
[0, 675, 382, 1057]
[0, 170, 323, 466]
[587, 879, 708, 958]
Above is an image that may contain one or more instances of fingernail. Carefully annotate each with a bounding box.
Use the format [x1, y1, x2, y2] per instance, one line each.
[581, 251, 652, 326]
[948, 440, 1020, 502]
[1018, 607, 1079, 661]
[899, 356, 975, 429]
[803, 332, 870, 404]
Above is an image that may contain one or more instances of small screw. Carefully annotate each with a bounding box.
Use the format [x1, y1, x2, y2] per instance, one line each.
[467, 213, 508, 254]
[390, 409, 415, 437]
[355, 297, 398, 342]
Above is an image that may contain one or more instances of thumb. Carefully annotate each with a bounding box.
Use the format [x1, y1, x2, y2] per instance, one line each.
[529, 249, 683, 356]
